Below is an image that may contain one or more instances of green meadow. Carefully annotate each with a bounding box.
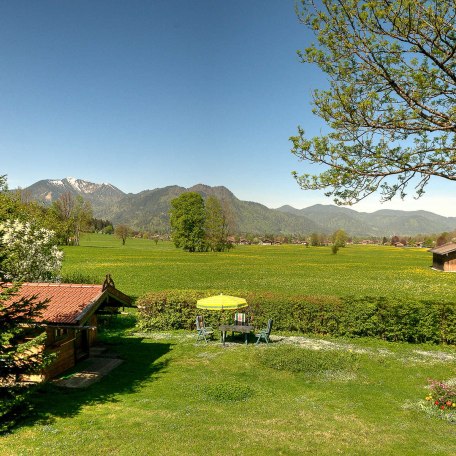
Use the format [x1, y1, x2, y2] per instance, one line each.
[3, 234, 456, 455]
[62, 233, 454, 301]
[2, 324, 456, 455]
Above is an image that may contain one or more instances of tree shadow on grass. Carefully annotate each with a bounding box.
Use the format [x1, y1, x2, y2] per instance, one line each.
[17, 315, 173, 429]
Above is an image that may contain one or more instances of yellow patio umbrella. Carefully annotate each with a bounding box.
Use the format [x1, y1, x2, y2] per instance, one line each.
[196, 294, 247, 311]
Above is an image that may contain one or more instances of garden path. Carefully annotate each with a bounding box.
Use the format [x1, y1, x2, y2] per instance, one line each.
[52, 344, 123, 388]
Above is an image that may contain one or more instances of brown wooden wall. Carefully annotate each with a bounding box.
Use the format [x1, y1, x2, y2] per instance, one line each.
[44, 335, 76, 380]
[43, 318, 98, 380]
[433, 252, 456, 272]
[444, 258, 456, 272]
[32, 315, 100, 381]
[433, 255, 444, 271]
[88, 315, 98, 346]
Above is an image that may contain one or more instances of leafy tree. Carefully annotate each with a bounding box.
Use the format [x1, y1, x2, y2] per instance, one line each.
[0, 177, 23, 223]
[0, 186, 60, 242]
[0, 177, 60, 432]
[102, 224, 114, 235]
[51, 193, 93, 245]
[205, 196, 232, 252]
[169, 192, 207, 252]
[390, 235, 400, 245]
[331, 229, 348, 247]
[0, 179, 57, 430]
[330, 229, 348, 254]
[0, 282, 50, 432]
[92, 218, 113, 232]
[423, 237, 435, 248]
[291, 0, 456, 205]
[0, 177, 61, 281]
[310, 232, 321, 246]
[115, 224, 131, 246]
[436, 231, 451, 246]
[0, 220, 63, 282]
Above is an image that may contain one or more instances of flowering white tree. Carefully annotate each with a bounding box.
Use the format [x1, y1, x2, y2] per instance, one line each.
[0, 219, 63, 282]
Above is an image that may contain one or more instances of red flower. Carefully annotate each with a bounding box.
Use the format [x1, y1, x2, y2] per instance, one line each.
[446, 401, 452, 406]
[440, 406, 445, 410]
[435, 401, 440, 405]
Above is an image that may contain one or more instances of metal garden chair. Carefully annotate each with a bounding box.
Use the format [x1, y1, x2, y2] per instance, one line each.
[195, 315, 214, 343]
[255, 319, 273, 345]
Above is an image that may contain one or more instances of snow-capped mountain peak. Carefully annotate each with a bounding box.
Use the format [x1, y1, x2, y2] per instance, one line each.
[30, 177, 126, 203]
[49, 179, 65, 187]
[62, 177, 102, 194]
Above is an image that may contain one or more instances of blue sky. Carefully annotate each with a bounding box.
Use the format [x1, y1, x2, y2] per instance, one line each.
[1, 0, 455, 216]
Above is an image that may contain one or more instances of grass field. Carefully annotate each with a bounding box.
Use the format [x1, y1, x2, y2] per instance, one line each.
[3, 235, 456, 455]
[61, 234, 455, 301]
[2, 319, 456, 455]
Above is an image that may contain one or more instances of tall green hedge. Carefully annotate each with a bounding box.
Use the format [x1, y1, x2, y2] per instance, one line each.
[136, 290, 456, 344]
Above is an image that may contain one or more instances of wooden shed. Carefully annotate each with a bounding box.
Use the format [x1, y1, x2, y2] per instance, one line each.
[11, 275, 131, 381]
[429, 243, 456, 272]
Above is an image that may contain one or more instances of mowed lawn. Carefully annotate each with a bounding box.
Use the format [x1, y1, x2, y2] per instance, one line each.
[2, 323, 456, 456]
[61, 234, 455, 300]
[2, 235, 456, 454]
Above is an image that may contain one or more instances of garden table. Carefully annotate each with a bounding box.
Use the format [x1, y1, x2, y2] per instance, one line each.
[219, 324, 254, 346]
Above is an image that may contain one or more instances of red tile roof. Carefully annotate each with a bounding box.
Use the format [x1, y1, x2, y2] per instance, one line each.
[9, 283, 104, 325]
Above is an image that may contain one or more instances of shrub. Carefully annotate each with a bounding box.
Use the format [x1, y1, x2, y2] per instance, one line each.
[205, 381, 253, 402]
[338, 297, 456, 344]
[136, 290, 340, 333]
[136, 290, 456, 344]
[136, 290, 222, 331]
[0, 386, 33, 434]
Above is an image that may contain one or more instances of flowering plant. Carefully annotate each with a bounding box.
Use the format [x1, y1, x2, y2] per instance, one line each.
[425, 379, 456, 411]
[0, 219, 63, 282]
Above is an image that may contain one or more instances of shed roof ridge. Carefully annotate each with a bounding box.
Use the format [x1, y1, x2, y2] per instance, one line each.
[22, 282, 102, 288]
[74, 291, 106, 323]
[429, 242, 456, 254]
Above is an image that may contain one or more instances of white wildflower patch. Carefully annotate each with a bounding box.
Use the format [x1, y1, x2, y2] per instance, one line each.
[278, 335, 370, 354]
[413, 350, 456, 362]
[0, 219, 63, 282]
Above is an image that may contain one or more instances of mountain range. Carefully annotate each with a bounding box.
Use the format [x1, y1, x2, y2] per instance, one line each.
[22, 177, 456, 237]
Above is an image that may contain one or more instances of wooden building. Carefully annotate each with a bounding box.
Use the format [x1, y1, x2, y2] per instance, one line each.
[10, 275, 131, 381]
[429, 243, 456, 272]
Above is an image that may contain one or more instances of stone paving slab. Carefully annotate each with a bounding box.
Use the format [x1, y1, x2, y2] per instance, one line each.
[52, 357, 123, 388]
